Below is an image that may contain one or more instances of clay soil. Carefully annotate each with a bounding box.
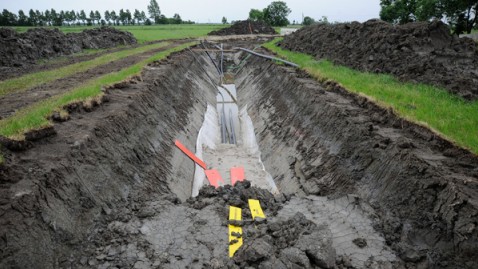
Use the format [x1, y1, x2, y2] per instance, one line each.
[281, 20, 478, 100]
[0, 38, 477, 269]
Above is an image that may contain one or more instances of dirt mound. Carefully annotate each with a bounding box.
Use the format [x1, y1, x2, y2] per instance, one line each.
[281, 20, 478, 100]
[208, 20, 276, 36]
[0, 27, 137, 67]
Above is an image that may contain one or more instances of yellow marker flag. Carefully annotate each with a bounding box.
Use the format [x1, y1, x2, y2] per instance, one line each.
[228, 206, 243, 257]
[248, 199, 266, 220]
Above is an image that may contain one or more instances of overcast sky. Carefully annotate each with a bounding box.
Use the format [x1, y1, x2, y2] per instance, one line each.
[2, 0, 381, 23]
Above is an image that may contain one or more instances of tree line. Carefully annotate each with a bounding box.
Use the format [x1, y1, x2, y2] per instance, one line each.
[380, 0, 478, 34]
[0, 0, 194, 27]
[248, 1, 291, 27]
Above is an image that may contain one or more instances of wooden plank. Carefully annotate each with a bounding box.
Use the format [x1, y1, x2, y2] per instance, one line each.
[248, 199, 266, 220]
[228, 206, 243, 257]
[174, 140, 207, 169]
[230, 167, 245, 186]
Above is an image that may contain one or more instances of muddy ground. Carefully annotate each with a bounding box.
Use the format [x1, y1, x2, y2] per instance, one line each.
[0, 39, 477, 269]
[0, 27, 137, 68]
[281, 20, 478, 100]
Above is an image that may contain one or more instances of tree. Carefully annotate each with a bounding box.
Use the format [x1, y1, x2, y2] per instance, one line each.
[222, 16, 228, 24]
[302, 16, 315, 25]
[104, 10, 111, 25]
[134, 9, 141, 25]
[249, 9, 264, 21]
[148, 0, 161, 24]
[380, 0, 478, 34]
[79, 10, 87, 25]
[95, 10, 101, 25]
[44, 9, 51, 26]
[18, 10, 29, 26]
[140, 11, 147, 23]
[89, 11, 96, 25]
[263, 1, 291, 26]
[28, 9, 37, 26]
[110, 11, 118, 26]
[172, 13, 182, 24]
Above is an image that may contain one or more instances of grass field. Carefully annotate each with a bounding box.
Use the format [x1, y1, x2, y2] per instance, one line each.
[0, 41, 171, 97]
[0, 42, 197, 141]
[13, 24, 226, 43]
[263, 38, 478, 155]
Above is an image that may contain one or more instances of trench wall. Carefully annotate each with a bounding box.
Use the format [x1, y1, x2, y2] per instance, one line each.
[235, 56, 478, 268]
[0, 50, 218, 268]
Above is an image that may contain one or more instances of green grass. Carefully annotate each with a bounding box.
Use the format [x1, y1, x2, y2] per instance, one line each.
[0, 41, 171, 97]
[263, 38, 478, 155]
[13, 24, 226, 43]
[0, 42, 197, 139]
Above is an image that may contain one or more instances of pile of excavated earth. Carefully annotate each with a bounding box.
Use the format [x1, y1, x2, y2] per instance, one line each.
[0, 29, 477, 269]
[281, 20, 478, 100]
[0, 27, 137, 67]
[208, 20, 277, 36]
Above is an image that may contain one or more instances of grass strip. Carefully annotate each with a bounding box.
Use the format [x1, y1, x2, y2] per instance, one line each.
[0, 41, 197, 140]
[263, 38, 478, 155]
[0, 41, 171, 97]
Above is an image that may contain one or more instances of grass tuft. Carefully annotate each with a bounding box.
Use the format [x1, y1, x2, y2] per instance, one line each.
[0, 42, 197, 139]
[263, 38, 478, 155]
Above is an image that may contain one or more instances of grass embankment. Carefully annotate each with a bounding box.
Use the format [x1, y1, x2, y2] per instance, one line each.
[263, 38, 478, 155]
[13, 24, 226, 43]
[0, 41, 171, 97]
[0, 42, 197, 140]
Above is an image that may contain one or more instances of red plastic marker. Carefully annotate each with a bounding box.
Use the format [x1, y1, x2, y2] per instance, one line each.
[230, 167, 245, 186]
[205, 169, 223, 188]
[175, 140, 207, 169]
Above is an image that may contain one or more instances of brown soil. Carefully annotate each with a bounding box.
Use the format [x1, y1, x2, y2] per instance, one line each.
[281, 20, 478, 100]
[0, 40, 190, 119]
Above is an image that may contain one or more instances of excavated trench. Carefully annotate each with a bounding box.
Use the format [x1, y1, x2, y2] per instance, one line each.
[1, 39, 478, 269]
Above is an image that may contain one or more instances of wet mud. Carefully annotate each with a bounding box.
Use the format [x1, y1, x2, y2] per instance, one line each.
[0, 40, 477, 268]
[281, 20, 478, 100]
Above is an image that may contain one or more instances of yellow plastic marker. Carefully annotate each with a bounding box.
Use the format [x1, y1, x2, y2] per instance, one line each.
[248, 199, 266, 220]
[228, 206, 243, 257]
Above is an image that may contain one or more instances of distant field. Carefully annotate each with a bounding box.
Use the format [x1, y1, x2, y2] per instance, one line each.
[12, 24, 227, 42]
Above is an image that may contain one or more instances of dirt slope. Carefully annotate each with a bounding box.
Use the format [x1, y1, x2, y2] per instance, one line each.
[281, 20, 478, 100]
[208, 20, 276, 36]
[236, 54, 478, 268]
[0, 27, 137, 68]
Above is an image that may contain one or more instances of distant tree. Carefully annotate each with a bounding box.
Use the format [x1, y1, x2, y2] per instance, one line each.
[263, 1, 291, 26]
[148, 0, 161, 24]
[70, 10, 77, 25]
[125, 9, 132, 25]
[249, 9, 264, 21]
[119, 9, 127, 25]
[140, 11, 147, 23]
[134, 9, 141, 24]
[172, 13, 182, 24]
[18, 10, 29, 26]
[36, 10, 45, 26]
[28, 9, 37, 25]
[44, 9, 51, 26]
[104, 10, 111, 25]
[0, 9, 18, 26]
[380, 0, 478, 34]
[222, 16, 228, 24]
[110, 11, 118, 26]
[79, 10, 87, 25]
[89, 11, 96, 25]
[318, 16, 329, 24]
[145, 18, 152, 25]
[95, 10, 102, 25]
[302, 16, 315, 25]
